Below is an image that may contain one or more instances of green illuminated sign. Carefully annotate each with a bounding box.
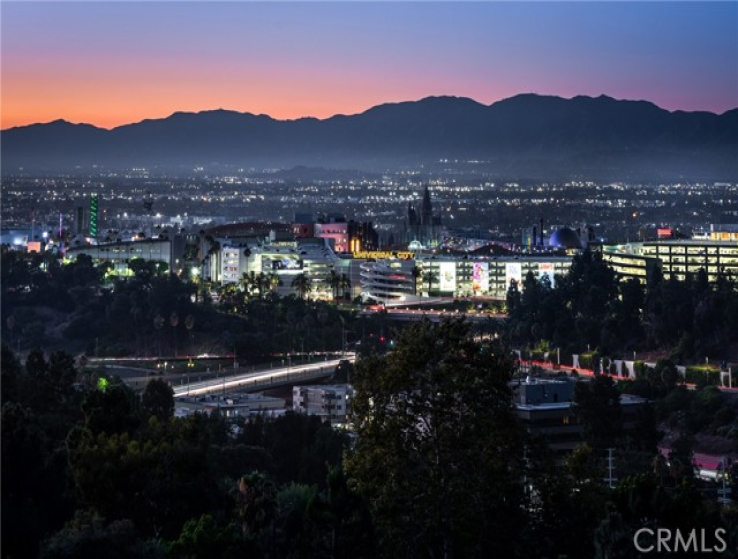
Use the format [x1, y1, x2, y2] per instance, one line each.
[90, 194, 99, 237]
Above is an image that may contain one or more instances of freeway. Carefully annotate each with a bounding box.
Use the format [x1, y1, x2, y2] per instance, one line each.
[172, 354, 356, 397]
[360, 307, 506, 323]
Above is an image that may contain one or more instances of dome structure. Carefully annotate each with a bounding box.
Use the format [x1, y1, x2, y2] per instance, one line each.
[548, 227, 583, 249]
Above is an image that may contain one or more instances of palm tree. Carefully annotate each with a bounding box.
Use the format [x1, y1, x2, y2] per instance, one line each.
[170, 311, 180, 357]
[411, 266, 422, 295]
[268, 273, 283, 294]
[326, 269, 340, 300]
[153, 313, 165, 357]
[185, 314, 195, 355]
[256, 272, 270, 299]
[291, 273, 312, 300]
[338, 273, 352, 300]
[422, 270, 438, 297]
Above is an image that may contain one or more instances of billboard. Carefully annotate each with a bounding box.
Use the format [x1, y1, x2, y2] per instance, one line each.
[263, 255, 302, 271]
[472, 262, 489, 293]
[439, 262, 456, 292]
[538, 262, 555, 286]
[505, 262, 522, 287]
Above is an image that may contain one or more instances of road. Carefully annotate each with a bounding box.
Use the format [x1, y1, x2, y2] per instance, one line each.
[172, 355, 356, 397]
[361, 308, 506, 323]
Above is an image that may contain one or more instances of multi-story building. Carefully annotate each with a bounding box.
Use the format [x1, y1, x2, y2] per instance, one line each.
[292, 384, 354, 425]
[220, 246, 243, 284]
[416, 255, 573, 299]
[602, 246, 662, 285]
[359, 258, 417, 301]
[65, 238, 179, 275]
[358, 253, 573, 302]
[640, 239, 738, 282]
[314, 221, 349, 253]
[347, 220, 379, 253]
[694, 223, 738, 242]
[604, 234, 738, 284]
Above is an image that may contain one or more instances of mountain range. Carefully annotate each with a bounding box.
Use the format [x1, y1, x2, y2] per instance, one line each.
[2, 94, 737, 179]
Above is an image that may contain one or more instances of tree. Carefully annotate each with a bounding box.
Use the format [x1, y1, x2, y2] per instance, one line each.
[168, 514, 255, 559]
[185, 314, 195, 354]
[268, 273, 282, 295]
[337, 273, 351, 300]
[346, 317, 526, 557]
[1, 343, 22, 405]
[153, 313, 165, 357]
[291, 273, 312, 300]
[573, 374, 622, 450]
[141, 378, 174, 422]
[326, 269, 340, 300]
[421, 270, 437, 297]
[2, 402, 48, 559]
[170, 312, 180, 357]
[41, 511, 165, 559]
[26, 347, 48, 377]
[411, 265, 422, 295]
[81, 381, 140, 436]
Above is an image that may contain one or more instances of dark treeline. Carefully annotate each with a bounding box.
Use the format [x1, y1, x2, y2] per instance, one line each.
[506, 250, 738, 362]
[3, 317, 738, 559]
[1, 247, 355, 360]
[2, 344, 360, 559]
[3, 247, 738, 558]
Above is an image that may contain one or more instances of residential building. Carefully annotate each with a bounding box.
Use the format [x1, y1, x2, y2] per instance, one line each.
[292, 384, 354, 425]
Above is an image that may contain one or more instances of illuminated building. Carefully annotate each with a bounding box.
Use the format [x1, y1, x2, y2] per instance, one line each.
[416, 255, 572, 298]
[65, 238, 176, 274]
[604, 235, 738, 284]
[359, 254, 572, 302]
[602, 246, 662, 285]
[359, 259, 417, 301]
[314, 221, 349, 253]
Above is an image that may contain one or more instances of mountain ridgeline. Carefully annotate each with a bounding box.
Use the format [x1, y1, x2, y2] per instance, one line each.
[3, 94, 737, 179]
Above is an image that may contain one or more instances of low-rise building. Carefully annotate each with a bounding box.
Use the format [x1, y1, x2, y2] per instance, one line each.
[175, 392, 285, 419]
[512, 376, 648, 454]
[65, 237, 178, 275]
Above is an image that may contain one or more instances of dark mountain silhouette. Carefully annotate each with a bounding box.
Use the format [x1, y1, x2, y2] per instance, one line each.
[3, 94, 736, 179]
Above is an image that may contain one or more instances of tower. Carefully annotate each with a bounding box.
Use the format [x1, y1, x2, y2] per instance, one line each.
[421, 184, 433, 226]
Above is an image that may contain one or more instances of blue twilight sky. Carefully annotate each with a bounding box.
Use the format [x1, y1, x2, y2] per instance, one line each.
[2, 1, 737, 128]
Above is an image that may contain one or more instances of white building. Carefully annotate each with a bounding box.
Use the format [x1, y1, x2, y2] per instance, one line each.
[292, 384, 354, 424]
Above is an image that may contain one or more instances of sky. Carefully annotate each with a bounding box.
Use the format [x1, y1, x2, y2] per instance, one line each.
[2, 1, 737, 129]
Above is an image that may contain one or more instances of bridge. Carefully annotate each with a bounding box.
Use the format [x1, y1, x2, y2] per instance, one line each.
[171, 355, 356, 397]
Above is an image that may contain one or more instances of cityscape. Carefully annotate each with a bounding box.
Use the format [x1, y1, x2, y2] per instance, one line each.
[2, 2, 738, 559]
